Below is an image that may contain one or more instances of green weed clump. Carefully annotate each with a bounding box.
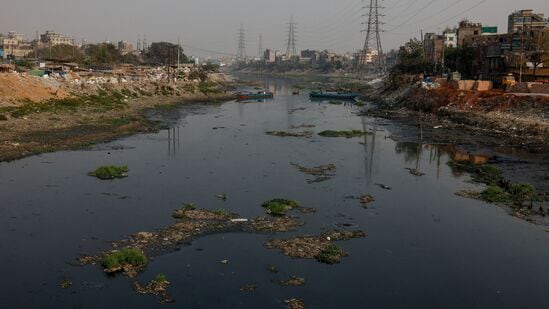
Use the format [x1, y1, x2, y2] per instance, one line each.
[481, 186, 510, 203]
[89, 165, 129, 180]
[261, 199, 299, 216]
[172, 203, 196, 219]
[101, 248, 148, 270]
[318, 130, 365, 138]
[154, 274, 168, 284]
[316, 245, 345, 264]
[509, 183, 536, 204]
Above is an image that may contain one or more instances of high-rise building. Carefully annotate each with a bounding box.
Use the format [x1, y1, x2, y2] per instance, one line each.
[508, 10, 548, 34]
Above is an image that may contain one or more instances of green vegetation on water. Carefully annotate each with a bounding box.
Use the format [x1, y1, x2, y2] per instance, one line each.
[101, 248, 148, 270]
[318, 130, 365, 138]
[154, 274, 168, 284]
[316, 244, 345, 264]
[261, 199, 300, 216]
[449, 160, 539, 211]
[89, 165, 129, 180]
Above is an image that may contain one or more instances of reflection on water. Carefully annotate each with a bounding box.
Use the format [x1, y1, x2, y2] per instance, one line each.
[1, 76, 549, 308]
[167, 126, 181, 156]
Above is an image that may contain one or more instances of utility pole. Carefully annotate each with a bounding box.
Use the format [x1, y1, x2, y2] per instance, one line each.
[236, 24, 246, 63]
[285, 16, 297, 58]
[35, 31, 38, 59]
[177, 36, 181, 71]
[258, 33, 263, 59]
[358, 0, 385, 78]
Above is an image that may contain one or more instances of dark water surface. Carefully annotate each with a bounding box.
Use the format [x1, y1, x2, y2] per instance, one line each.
[1, 77, 548, 308]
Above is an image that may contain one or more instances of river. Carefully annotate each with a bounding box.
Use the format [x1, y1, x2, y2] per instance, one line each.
[1, 76, 548, 308]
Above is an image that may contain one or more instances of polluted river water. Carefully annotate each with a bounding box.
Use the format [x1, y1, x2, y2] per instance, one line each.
[1, 77, 549, 308]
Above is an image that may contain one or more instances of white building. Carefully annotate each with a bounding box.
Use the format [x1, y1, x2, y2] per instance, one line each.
[443, 31, 457, 48]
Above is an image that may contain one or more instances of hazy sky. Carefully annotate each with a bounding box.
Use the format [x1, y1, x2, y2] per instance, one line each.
[1, 0, 548, 57]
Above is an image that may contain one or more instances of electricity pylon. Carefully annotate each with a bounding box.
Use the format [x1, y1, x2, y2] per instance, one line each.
[358, 0, 385, 78]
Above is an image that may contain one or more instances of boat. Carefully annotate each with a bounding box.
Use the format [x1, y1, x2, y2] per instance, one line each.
[236, 90, 274, 100]
[309, 91, 359, 100]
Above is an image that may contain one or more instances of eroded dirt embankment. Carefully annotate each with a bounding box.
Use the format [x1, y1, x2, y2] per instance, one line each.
[0, 73, 236, 161]
[365, 81, 549, 153]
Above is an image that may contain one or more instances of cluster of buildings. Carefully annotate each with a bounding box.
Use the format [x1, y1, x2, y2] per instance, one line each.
[0, 31, 77, 60]
[254, 48, 356, 70]
[422, 9, 549, 81]
[0, 30, 147, 61]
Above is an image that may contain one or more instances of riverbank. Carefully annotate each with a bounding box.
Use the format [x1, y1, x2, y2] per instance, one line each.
[0, 74, 237, 161]
[364, 79, 549, 153]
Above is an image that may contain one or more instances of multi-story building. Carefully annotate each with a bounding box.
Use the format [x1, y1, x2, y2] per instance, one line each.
[263, 49, 276, 63]
[443, 29, 457, 48]
[457, 20, 482, 47]
[117, 41, 135, 55]
[424, 33, 445, 64]
[40, 31, 73, 46]
[1, 32, 33, 59]
[508, 10, 548, 34]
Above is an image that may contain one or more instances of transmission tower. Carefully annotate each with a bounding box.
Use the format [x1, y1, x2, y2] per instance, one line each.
[236, 24, 246, 62]
[285, 16, 297, 58]
[358, 0, 385, 77]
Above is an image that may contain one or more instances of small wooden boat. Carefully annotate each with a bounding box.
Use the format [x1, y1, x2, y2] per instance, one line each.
[236, 91, 274, 100]
[309, 91, 359, 100]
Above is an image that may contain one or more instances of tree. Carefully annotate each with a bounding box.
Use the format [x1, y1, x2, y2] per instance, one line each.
[145, 42, 188, 65]
[85, 43, 122, 65]
[37, 44, 84, 62]
[392, 39, 433, 74]
[526, 30, 549, 80]
[443, 46, 475, 78]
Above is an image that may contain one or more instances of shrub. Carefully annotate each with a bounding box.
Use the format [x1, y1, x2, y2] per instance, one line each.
[481, 186, 510, 203]
[316, 245, 345, 264]
[101, 248, 147, 270]
[261, 199, 299, 216]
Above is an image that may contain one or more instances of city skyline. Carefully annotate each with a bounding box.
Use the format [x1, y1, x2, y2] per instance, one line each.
[1, 0, 549, 57]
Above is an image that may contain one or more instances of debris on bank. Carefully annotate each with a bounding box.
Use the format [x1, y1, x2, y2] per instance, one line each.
[290, 162, 336, 183]
[134, 274, 174, 304]
[81, 207, 313, 278]
[266, 131, 313, 138]
[240, 285, 258, 292]
[273, 276, 306, 287]
[88, 165, 129, 180]
[285, 298, 306, 309]
[265, 230, 366, 264]
[250, 216, 304, 232]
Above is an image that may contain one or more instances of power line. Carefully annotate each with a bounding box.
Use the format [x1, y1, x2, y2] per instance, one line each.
[386, 0, 436, 32]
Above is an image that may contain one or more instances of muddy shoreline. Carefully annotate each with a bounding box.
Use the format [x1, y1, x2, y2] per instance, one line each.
[0, 92, 236, 162]
[363, 87, 549, 154]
